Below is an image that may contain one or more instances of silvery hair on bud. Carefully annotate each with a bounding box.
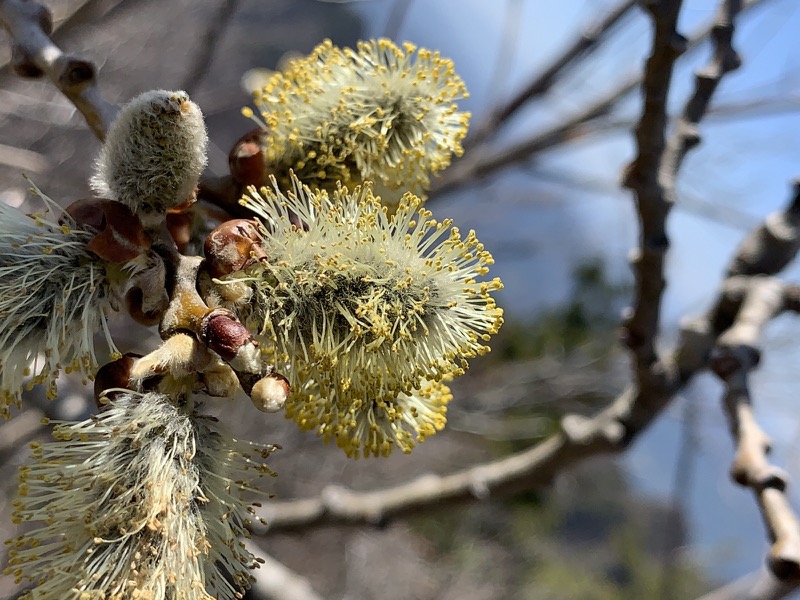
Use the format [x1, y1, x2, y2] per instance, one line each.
[90, 90, 208, 222]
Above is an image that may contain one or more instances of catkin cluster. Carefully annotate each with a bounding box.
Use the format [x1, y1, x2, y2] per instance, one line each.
[2, 33, 503, 600]
[221, 177, 503, 457]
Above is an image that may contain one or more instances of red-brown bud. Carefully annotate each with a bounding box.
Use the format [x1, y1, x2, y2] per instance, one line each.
[201, 308, 256, 362]
[204, 219, 268, 278]
[64, 198, 151, 263]
[229, 128, 268, 187]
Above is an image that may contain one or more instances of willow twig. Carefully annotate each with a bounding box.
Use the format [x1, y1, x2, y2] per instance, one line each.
[0, 0, 117, 139]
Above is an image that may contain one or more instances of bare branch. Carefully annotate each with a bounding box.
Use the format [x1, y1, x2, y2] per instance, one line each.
[622, 0, 742, 364]
[727, 180, 800, 277]
[710, 276, 800, 584]
[618, 0, 687, 363]
[256, 433, 612, 531]
[660, 0, 742, 196]
[466, 0, 637, 150]
[697, 568, 798, 600]
[0, 0, 117, 140]
[430, 0, 771, 197]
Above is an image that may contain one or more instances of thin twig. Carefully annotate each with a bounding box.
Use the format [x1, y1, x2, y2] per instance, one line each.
[0, 0, 117, 139]
[618, 0, 686, 364]
[697, 568, 798, 600]
[711, 276, 800, 584]
[466, 0, 637, 150]
[430, 0, 771, 197]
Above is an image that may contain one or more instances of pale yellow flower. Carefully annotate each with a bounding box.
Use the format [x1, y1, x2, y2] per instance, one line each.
[6, 391, 276, 600]
[243, 38, 469, 204]
[0, 183, 118, 418]
[288, 378, 453, 458]
[229, 176, 503, 457]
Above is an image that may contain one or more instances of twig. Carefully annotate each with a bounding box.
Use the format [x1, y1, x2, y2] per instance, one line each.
[618, 0, 687, 364]
[659, 0, 742, 198]
[711, 276, 800, 583]
[726, 180, 800, 277]
[0, 0, 117, 140]
[243, 540, 324, 600]
[430, 0, 771, 197]
[697, 567, 797, 600]
[0, 0, 127, 75]
[465, 0, 637, 150]
[622, 0, 742, 363]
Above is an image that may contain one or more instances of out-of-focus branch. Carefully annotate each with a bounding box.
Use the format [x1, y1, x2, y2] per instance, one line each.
[243, 540, 324, 600]
[257, 434, 605, 531]
[618, 0, 686, 364]
[711, 277, 800, 584]
[659, 0, 742, 198]
[0, 0, 117, 139]
[466, 0, 637, 150]
[727, 180, 800, 277]
[430, 0, 770, 197]
[697, 568, 798, 600]
[622, 0, 742, 365]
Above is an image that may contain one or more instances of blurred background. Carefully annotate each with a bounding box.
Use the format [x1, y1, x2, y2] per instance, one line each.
[1, 0, 800, 598]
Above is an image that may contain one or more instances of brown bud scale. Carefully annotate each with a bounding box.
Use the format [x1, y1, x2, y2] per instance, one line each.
[64, 198, 151, 263]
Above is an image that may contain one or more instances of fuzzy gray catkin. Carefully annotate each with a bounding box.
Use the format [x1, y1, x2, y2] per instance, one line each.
[91, 90, 208, 225]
